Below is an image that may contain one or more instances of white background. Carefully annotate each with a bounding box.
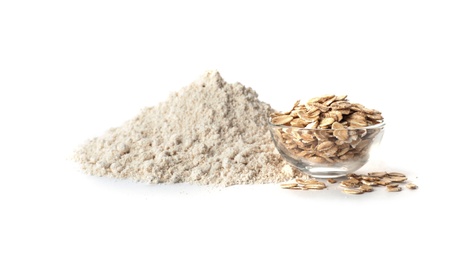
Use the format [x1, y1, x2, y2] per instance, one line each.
[1, 0, 471, 259]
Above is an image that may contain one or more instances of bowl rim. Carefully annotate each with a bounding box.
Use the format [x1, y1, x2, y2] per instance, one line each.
[268, 119, 386, 131]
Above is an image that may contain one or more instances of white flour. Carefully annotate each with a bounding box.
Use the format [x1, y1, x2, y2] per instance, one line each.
[74, 71, 303, 186]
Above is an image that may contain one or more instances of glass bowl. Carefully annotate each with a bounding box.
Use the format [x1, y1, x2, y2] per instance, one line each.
[269, 120, 385, 178]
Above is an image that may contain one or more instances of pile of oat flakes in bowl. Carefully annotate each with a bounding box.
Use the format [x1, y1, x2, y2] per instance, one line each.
[270, 94, 418, 194]
[269, 95, 385, 178]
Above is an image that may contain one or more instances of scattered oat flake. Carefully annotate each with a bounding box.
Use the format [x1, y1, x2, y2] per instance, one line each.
[327, 178, 337, 184]
[280, 183, 298, 189]
[406, 183, 418, 190]
[387, 186, 402, 192]
[360, 185, 374, 192]
[304, 183, 327, 190]
[343, 189, 364, 195]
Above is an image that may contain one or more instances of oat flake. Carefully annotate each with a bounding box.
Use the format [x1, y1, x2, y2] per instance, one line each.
[74, 71, 303, 186]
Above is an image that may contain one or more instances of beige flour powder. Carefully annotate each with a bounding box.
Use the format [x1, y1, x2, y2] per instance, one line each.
[74, 71, 303, 186]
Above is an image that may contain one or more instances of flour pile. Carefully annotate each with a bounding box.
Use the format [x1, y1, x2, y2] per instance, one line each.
[74, 71, 302, 186]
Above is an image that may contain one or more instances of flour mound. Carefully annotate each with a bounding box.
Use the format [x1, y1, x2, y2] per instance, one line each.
[74, 71, 302, 186]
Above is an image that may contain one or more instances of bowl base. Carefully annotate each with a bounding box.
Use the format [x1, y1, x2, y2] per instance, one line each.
[296, 164, 364, 178]
[304, 170, 347, 178]
[303, 169, 348, 179]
